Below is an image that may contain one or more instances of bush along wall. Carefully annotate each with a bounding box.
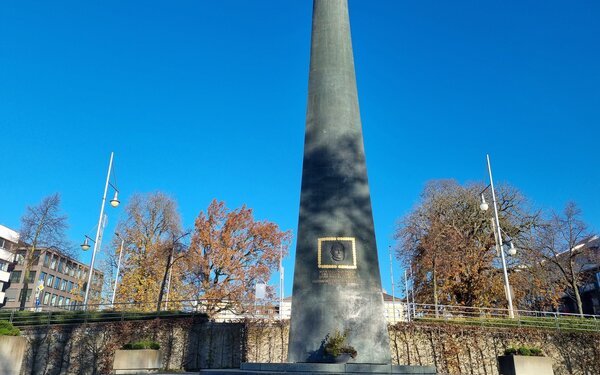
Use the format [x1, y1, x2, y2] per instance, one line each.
[13, 318, 600, 375]
[388, 322, 600, 375]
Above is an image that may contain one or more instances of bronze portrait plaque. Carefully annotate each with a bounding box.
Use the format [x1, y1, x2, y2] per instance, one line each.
[317, 237, 357, 269]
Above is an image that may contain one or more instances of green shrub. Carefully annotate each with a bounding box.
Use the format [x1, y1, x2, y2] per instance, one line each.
[517, 347, 531, 356]
[530, 348, 543, 356]
[504, 345, 543, 357]
[504, 347, 517, 355]
[0, 320, 20, 336]
[323, 329, 357, 359]
[122, 340, 160, 350]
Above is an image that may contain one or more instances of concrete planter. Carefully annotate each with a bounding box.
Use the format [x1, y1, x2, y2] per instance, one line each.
[0, 335, 27, 375]
[112, 349, 163, 374]
[498, 355, 554, 375]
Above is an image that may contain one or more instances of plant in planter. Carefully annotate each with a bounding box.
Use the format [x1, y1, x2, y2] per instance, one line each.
[498, 345, 553, 375]
[504, 346, 544, 357]
[113, 339, 163, 374]
[122, 340, 161, 350]
[0, 320, 27, 375]
[323, 329, 357, 363]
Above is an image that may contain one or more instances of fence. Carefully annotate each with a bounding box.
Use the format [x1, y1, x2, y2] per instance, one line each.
[398, 302, 600, 332]
[2, 299, 600, 332]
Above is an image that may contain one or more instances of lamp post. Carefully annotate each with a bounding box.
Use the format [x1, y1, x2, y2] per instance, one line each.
[404, 269, 410, 322]
[279, 243, 284, 320]
[480, 154, 516, 319]
[388, 245, 397, 323]
[111, 232, 125, 308]
[80, 152, 120, 310]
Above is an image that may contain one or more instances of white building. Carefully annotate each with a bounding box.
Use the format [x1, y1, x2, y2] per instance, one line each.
[0, 224, 19, 306]
[208, 292, 407, 323]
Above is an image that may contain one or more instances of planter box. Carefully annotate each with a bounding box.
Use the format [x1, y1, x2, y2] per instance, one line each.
[0, 336, 27, 375]
[113, 349, 163, 374]
[498, 355, 554, 375]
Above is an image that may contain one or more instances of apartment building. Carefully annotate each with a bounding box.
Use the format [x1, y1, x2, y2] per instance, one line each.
[0, 224, 20, 306]
[2, 246, 103, 311]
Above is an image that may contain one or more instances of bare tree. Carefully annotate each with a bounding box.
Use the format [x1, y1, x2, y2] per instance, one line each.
[534, 202, 596, 316]
[112, 192, 183, 310]
[18, 193, 68, 310]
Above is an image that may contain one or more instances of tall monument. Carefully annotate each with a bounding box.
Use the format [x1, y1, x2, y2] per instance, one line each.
[288, 0, 391, 364]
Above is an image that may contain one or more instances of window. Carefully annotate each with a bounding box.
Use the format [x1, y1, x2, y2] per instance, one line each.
[50, 256, 57, 270]
[0, 260, 7, 272]
[67, 281, 73, 292]
[5, 289, 17, 302]
[46, 275, 54, 287]
[70, 265, 75, 277]
[39, 272, 47, 284]
[57, 258, 64, 273]
[43, 292, 50, 305]
[51, 294, 57, 306]
[9, 271, 22, 283]
[64, 262, 70, 275]
[54, 277, 61, 289]
[60, 279, 67, 291]
[32, 251, 41, 266]
[26, 271, 37, 284]
[19, 289, 32, 302]
[43, 253, 50, 267]
[58, 296, 64, 306]
[65, 297, 71, 306]
[76, 268, 81, 279]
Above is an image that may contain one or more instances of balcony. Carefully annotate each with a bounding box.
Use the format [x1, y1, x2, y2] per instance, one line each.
[0, 269, 9, 283]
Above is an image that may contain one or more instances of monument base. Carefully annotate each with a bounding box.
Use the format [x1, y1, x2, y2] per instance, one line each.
[200, 363, 437, 375]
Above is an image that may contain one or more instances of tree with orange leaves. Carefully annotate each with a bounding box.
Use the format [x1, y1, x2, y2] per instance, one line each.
[395, 180, 542, 311]
[185, 200, 291, 317]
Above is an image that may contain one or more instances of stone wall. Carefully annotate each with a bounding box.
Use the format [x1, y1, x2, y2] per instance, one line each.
[14, 318, 600, 375]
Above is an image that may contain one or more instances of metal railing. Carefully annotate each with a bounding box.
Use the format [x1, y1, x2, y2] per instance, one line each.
[0, 298, 282, 327]
[2, 299, 599, 332]
[397, 302, 600, 332]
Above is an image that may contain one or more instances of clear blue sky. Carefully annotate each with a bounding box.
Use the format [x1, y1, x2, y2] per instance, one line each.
[1, 1, 598, 298]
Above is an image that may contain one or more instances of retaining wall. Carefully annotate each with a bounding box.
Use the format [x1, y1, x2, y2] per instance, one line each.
[13, 318, 600, 375]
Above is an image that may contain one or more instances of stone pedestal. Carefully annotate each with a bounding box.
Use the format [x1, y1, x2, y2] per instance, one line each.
[497, 355, 554, 375]
[200, 363, 437, 375]
[112, 349, 163, 374]
[0, 336, 27, 375]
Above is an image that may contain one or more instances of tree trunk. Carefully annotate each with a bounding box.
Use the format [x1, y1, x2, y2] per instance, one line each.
[569, 259, 584, 317]
[571, 279, 584, 317]
[18, 246, 36, 311]
[156, 244, 174, 312]
[433, 259, 439, 318]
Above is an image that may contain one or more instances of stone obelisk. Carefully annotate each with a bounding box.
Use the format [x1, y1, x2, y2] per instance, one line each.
[288, 0, 391, 364]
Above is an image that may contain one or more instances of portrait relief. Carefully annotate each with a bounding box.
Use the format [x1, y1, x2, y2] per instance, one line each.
[318, 237, 356, 269]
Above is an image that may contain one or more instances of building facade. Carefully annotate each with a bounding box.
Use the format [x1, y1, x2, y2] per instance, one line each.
[207, 292, 407, 323]
[559, 235, 600, 315]
[1, 246, 103, 311]
[0, 224, 20, 306]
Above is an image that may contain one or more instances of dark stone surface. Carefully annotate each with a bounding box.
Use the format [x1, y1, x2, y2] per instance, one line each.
[219, 363, 437, 374]
[287, 0, 390, 365]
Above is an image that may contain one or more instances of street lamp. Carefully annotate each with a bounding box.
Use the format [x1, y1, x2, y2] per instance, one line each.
[80, 152, 121, 310]
[111, 232, 125, 308]
[480, 154, 517, 319]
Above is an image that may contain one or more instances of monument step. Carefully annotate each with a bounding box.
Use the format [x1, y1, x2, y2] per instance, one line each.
[213, 363, 438, 374]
